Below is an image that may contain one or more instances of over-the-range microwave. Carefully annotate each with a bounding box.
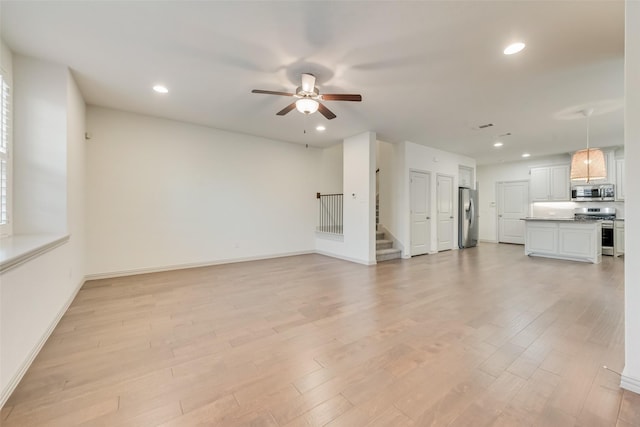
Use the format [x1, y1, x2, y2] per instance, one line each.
[571, 184, 615, 201]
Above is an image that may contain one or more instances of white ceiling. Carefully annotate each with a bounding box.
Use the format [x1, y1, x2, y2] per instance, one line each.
[0, 1, 624, 165]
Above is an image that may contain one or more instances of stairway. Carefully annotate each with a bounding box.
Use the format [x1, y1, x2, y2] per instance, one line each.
[376, 230, 401, 262]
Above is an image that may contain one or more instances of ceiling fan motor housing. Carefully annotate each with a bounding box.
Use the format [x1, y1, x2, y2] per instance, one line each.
[296, 86, 320, 98]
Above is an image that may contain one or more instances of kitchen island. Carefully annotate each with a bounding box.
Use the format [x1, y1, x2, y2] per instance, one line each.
[524, 218, 602, 264]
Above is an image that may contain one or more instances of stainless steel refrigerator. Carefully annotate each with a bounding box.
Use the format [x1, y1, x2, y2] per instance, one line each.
[458, 187, 479, 249]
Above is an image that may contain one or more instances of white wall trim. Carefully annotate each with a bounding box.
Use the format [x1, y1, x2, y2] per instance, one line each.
[621, 371, 640, 395]
[0, 276, 85, 408]
[315, 250, 376, 266]
[0, 234, 69, 273]
[85, 250, 315, 280]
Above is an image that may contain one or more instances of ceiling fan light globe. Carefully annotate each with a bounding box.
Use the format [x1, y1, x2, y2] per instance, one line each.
[295, 98, 319, 115]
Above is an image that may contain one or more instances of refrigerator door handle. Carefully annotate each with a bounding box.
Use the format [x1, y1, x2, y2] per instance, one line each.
[469, 197, 476, 228]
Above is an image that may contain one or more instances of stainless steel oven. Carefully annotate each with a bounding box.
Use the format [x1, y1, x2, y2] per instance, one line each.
[574, 207, 616, 256]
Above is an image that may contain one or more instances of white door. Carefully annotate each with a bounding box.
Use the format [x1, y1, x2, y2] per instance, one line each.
[410, 171, 430, 256]
[437, 174, 454, 251]
[498, 181, 529, 244]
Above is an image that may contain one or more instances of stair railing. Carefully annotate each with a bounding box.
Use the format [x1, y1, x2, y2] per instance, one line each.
[316, 193, 343, 234]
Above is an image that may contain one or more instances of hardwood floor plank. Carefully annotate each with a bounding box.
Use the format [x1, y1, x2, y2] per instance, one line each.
[2, 245, 634, 426]
[619, 390, 640, 426]
[282, 394, 353, 427]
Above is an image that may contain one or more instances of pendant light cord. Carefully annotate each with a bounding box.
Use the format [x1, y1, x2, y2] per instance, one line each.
[586, 113, 591, 183]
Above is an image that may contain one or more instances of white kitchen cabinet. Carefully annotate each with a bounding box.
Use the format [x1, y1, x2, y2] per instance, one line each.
[524, 219, 601, 263]
[530, 165, 570, 201]
[616, 159, 625, 201]
[558, 224, 599, 259]
[615, 220, 625, 257]
[525, 221, 557, 254]
[459, 165, 474, 188]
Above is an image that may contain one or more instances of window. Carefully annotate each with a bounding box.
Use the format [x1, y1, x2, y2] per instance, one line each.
[0, 71, 11, 236]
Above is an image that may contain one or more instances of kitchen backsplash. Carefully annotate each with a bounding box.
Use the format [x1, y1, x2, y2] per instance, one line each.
[532, 201, 625, 219]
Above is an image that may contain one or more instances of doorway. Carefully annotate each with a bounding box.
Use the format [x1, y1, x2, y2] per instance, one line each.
[437, 174, 454, 251]
[497, 180, 529, 244]
[410, 170, 431, 256]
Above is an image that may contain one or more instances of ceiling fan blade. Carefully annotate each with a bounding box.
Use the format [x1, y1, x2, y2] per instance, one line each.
[276, 102, 297, 116]
[321, 94, 362, 102]
[301, 73, 316, 93]
[252, 89, 295, 97]
[318, 103, 337, 120]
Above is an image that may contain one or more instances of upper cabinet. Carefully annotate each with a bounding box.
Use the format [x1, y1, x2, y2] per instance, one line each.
[616, 158, 625, 201]
[459, 165, 474, 188]
[530, 165, 570, 202]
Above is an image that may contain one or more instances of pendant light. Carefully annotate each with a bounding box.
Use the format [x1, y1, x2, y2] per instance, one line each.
[570, 109, 606, 182]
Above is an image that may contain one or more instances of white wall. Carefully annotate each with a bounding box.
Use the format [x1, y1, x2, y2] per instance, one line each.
[378, 141, 474, 257]
[0, 53, 86, 406]
[377, 141, 394, 235]
[316, 131, 377, 265]
[85, 107, 320, 277]
[622, 0, 640, 394]
[477, 154, 571, 242]
[318, 143, 343, 194]
[404, 142, 476, 255]
[66, 73, 87, 292]
[12, 55, 68, 235]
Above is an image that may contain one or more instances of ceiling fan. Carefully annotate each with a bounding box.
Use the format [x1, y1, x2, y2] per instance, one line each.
[251, 73, 362, 120]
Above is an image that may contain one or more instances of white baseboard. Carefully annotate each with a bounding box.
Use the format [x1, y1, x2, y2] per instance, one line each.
[0, 277, 86, 409]
[85, 250, 315, 280]
[479, 239, 499, 244]
[315, 250, 376, 266]
[621, 371, 640, 394]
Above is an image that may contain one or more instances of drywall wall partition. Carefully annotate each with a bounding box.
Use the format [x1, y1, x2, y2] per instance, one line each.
[403, 142, 475, 255]
[378, 141, 475, 257]
[85, 107, 321, 277]
[622, 0, 640, 394]
[1, 52, 86, 406]
[318, 143, 343, 194]
[315, 131, 376, 265]
[12, 55, 68, 234]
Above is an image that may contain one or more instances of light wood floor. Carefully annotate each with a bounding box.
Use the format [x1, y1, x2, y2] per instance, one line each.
[2, 243, 639, 426]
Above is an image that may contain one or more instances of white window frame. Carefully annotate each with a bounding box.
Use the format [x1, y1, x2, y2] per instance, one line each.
[0, 69, 12, 237]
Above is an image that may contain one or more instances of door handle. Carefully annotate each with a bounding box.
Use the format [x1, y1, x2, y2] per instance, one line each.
[427, 216, 430, 220]
[470, 198, 476, 228]
[450, 216, 454, 219]
[499, 214, 503, 218]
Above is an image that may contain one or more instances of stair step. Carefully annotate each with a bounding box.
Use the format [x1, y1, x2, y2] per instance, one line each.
[376, 239, 393, 250]
[376, 231, 385, 240]
[376, 248, 401, 262]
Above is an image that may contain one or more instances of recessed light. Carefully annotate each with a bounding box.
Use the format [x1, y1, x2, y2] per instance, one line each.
[153, 85, 169, 94]
[522, 153, 531, 158]
[316, 125, 326, 131]
[504, 42, 526, 55]
[493, 142, 503, 147]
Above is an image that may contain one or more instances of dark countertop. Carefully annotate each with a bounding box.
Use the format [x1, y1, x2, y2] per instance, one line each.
[522, 217, 576, 221]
